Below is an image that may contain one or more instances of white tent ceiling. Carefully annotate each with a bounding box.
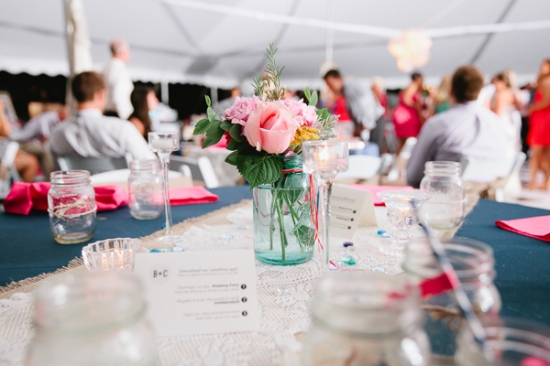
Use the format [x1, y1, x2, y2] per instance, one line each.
[0, 0, 549, 89]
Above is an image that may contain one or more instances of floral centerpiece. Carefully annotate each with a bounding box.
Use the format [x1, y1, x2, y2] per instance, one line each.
[194, 44, 336, 265]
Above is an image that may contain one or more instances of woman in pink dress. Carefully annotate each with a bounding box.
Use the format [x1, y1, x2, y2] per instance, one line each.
[392, 72, 424, 154]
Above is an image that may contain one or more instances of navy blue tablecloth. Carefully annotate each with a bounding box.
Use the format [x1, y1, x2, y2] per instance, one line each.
[0, 186, 252, 286]
[1, 191, 550, 325]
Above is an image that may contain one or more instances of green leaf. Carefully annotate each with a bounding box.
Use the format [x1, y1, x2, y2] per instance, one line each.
[236, 153, 282, 188]
[309, 90, 318, 107]
[207, 107, 216, 121]
[225, 150, 239, 165]
[220, 120, 232, 132]
[226, 138, 240, 151]
[229, 123, 243, 142]
[193, 118, 210, 135]
[205, 95, 211, 107]
[201, 120, 224, 148]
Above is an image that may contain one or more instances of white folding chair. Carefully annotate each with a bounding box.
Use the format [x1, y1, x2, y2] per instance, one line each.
[169, 155, 220, 188]
[56, 155, 129, 175]
[335, 155, 382, 181]
[386, 137, 417, 181]
[89, 169, 183, 185]
[0, 141, 21, 199]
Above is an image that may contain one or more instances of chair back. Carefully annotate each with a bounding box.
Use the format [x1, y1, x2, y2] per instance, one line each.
[461, 153, 523, 183]
[335, 155, 382, 181]
[56, 155, 129, 175]
[169, 155, 220, 188]
[0, 140, 20, 198]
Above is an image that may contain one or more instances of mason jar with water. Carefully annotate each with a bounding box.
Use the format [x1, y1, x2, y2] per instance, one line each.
[128, 159, 164, 220]
[420, 161, 465, 238]
[48, 170, 96, 244]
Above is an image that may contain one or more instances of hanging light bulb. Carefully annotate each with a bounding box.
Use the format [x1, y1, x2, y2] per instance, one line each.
[388, 29, 432, 72]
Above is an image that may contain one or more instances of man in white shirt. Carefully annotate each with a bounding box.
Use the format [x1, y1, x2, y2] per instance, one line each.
[103, 39, 133, 119]
[406, 65, 512, 187]
[50, 72, 155, 161]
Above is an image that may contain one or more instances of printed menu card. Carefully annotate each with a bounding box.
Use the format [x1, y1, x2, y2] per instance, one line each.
[134, 249, 259, 337]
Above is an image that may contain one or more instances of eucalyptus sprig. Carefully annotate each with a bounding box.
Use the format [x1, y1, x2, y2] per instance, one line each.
[253, 43, 286, 101]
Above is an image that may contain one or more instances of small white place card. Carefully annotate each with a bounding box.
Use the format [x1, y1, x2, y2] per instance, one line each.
[330, 184, 378, 239]
[134, 250, 259, 337]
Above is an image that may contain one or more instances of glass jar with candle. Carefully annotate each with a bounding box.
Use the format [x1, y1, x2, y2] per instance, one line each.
[26, 272, 158, 366]
[128, 159, 164, 220]
[420, 161, 465, 239]
[48, 170, 96, 244]
[403, 237, 501, 365]
[253, 154, 315, 265]
[455, 318, 550, 366]
[302, 272, 431, 366]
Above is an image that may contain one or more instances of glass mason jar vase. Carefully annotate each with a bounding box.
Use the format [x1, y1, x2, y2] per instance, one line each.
[403, 238, 501, 365]
[252, 155, 315, 265]
[48, 170, 96, 244]
[420, 161, 465, 239]
[302, 272, 431, 366]
[455, 318, 550, 366]
[128, 159, 164, 220]
[26, 272, 158, 366]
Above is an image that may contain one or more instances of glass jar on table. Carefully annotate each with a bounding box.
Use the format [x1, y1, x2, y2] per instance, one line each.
[302, 272, 431, 365]
[420, 161, 465, 239]
[403, 238, 501, 365]
[26, 272, 158, 366]
[48, 170, 96, 244]
[128, 159, 164, 220]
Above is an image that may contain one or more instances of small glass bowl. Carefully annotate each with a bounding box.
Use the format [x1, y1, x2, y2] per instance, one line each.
[82, 238, 141, 272]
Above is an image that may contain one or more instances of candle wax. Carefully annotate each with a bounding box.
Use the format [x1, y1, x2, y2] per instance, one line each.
[151, 139, 175, 150]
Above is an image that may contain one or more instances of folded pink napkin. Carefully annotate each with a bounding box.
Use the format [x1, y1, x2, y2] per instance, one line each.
[169, 186, 218, 206]
[350, 184, 413, 206]
[4, 182, 129, 215]
[496, 215, 550, 242]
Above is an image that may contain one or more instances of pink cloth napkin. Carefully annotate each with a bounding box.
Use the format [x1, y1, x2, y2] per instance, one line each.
[495, 215, 550, 242]
[4, 182, 129, 215]
[350, 184, 413, 206]
[169, 186, 219, 206]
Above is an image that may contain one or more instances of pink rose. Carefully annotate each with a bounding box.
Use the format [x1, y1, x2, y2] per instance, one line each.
[225, 96, 261, 126]
[283, 99, 318, 127]
[244, 101, 300, 154]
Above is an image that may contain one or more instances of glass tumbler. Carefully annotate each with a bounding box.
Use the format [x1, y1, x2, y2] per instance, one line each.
[302, 272, 431, 365]
[48, 170, 96, 244]
[420, 161, 465, 238]
[26, 272, 158, 366]
[403, 237, 501, 364]
[128, 159, 164, 220]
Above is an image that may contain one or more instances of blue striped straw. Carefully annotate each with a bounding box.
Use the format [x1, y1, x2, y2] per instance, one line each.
[411, 200, 494, 363]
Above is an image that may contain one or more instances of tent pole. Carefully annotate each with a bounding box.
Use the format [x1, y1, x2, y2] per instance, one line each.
[161, 81, 169, 105]
[210, 86, 218, 105]
[324, 0, 335, 63]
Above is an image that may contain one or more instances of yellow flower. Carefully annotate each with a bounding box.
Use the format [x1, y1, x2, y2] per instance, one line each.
[290, 126, 320, 151]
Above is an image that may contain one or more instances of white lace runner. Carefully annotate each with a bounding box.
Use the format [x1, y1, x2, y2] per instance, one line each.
[0, 205, 412, 366]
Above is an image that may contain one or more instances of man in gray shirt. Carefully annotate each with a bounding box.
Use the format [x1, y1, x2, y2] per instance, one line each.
[406, 65, 512, 187]
[50, 72, 154, 161]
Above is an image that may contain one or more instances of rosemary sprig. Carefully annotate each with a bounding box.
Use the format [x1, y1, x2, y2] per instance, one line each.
[253, 43, 286, 101]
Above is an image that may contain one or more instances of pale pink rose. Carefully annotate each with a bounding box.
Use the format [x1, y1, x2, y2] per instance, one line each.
[225, 96, 261, 126]
[244, 101, 300, 154]
[283, 99, 318, 127]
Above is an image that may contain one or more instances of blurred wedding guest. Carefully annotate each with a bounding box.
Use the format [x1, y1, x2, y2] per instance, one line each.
[103, 39, 134, 119]
[490, 73, 519, 154]
[519, 83, 535, 154]
[406, 66, 511, 188]
[392, 72, 424, 154]
[213, 87, 241, 118]
[128, 86, 158, 138]
[433, 75, 452, 114]
[370, 77, 389, 151]
[10, 106, 68, 178]
[323, 69, 382, 139]
[50, 72, 154, 160]
[527, 59, 550, 190]
[0, 100, 39, 182]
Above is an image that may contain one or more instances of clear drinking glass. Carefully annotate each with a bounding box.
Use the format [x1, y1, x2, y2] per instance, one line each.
[420, 161, 465, 239]
[26, 272, 158, 366]
[302, 140, 349, 269]
[48, 170, 96, 244]
[403, 237, 501, 364]
[377, 189, 430, 256]
[302, 272, 431, 365]
[148, 132, 182, 245]
[455, 318, 550, 366]
[128, 159, 164, 220]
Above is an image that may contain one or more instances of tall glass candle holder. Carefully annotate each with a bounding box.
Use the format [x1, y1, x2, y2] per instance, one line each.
[302, 140, 349, 269]
[148, 132, 182, 245]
